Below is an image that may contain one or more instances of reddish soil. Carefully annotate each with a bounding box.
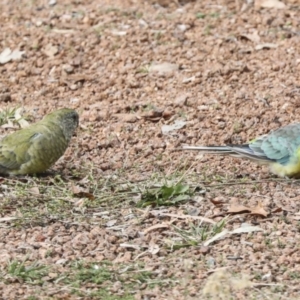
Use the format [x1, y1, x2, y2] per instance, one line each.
[1, 0, 300, 299]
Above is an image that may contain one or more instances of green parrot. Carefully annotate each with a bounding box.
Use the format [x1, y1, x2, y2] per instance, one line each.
[0, 108, 79, 175]
[182, 123, 300, 178]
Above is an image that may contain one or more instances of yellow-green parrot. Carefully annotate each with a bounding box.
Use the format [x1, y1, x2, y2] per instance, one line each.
[0, 108, 78, 175]
[182, 123, 300, 178]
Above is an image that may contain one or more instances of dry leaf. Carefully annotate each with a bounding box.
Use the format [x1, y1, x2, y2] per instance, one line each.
[210, 198, 225, 205]
[113, 113, 138, 123]
[61, 74, 92, 84]
[106, 220, 117, 227]
[119, 243, 140, 250]
[49, 0, 57, 6]
[143, 223, 170, 234]
[1, 120, 15, 129]
[43, 44, 59, 58]
[241, 32, 260, 43]
[34, 234, 46, 242]
[72, 185, 82, 194]
[14, 108, 30, 128]
[204, 223, 263, 246]
[161, 120, 186, 135]
[0, 217, 17, 222]
[204, 229, 230, 246]
[71, 185, 95, 200]
[271, 207, 283, 213]
[150, 211, 216, 224]
[74, 199, 86, 207]
[255, 43, 278, 50]
[227, 204, 251, 214]
[230, 223, 263, 234]
[29, 186, 40, 195]
[149, 62, 179, 73]
[142, 109, 164, 122]
[148, 243, 160, 255]
[0, 48, 25, 64]
[182, 76, 195, 83]
[250, 202, 269, 217]
[139, 19, 148, 28]
[111, 30, 127, 36]
[52, 28, 76, 34]
[255, 0, 286, 9]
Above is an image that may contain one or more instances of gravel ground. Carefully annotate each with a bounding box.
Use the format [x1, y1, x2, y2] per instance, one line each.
[1, 0, 300, 299]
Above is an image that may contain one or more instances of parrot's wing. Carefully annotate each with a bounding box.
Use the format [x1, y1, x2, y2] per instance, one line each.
[227, 143, 274, 162]
[250, 124, 300, 165]
[0, 130, 44, 172]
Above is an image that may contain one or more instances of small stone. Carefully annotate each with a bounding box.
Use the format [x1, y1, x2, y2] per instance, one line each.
[35, 20, 43, 27]
[71, 57, 81, 66]
[177, 24, 188, 32]
[0, 93, 11, 102]
[70, 97, 79, 104]
[162, 108, 174, 119]
[100, 163, 111, 171]
[43, 44, 58, 58]
[174, 94, 188, 106]
[48, 273, 58, 279]
[83, 16, 90, 24]
[199, 246, 210, 254]
[63, 64, 74, 74]
[151, 139, 166, 149]
[17, 70, 27, 78]
[0, 85, 9, 93]
[197, 105, 209, 111]
[9, 76, 18, 84]
[115, 113, 137, 123]
[56, 259, 67, 265]
[182, 76, 195, 83]
[69, 84, 77, 90]
[149, 62, 179, 73]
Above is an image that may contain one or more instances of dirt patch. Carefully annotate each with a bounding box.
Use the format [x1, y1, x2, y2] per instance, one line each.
[1, 0, 300, 299]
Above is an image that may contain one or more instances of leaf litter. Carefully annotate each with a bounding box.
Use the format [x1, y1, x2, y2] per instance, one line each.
[1, 0, 300, 299]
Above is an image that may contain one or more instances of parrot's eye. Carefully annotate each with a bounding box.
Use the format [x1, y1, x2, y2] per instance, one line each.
[71, 113, 79, 125]
[71, 113, 78, 121]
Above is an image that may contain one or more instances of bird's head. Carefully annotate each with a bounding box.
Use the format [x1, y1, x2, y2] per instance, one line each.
[44, 108, 79, 141]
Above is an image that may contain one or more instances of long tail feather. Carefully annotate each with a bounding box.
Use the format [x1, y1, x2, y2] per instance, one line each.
[182, 144, 274, 163]
[181, 145, 234, 154]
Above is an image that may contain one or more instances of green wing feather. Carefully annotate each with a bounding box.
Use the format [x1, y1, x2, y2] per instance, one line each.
[0, 130, 37, 172]
[251, 123, 300, 165]
[0, 123, 67, 175]
[0, 108, 78, 176]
